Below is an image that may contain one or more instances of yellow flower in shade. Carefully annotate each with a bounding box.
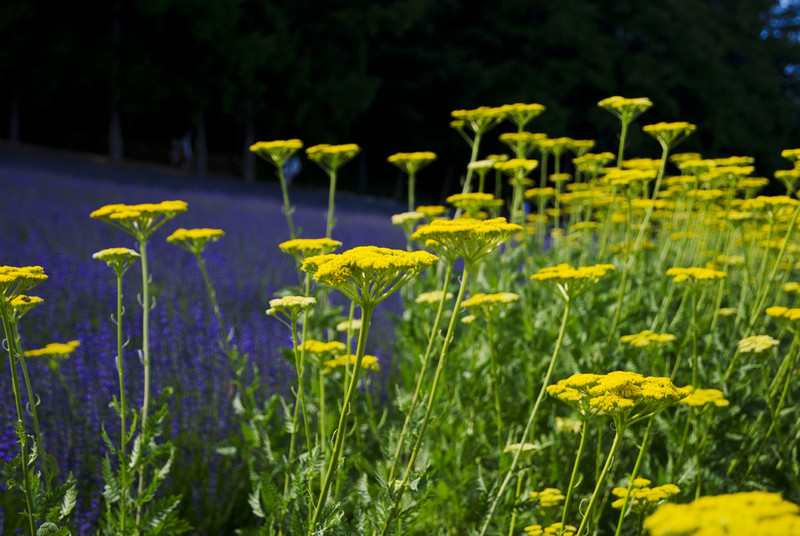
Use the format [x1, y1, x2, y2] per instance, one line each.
[415, 290, 453, 305]
[572, 139, 596, 156]
[0, 266, 48, 304]
[299, 339, 346, 357]
[530, 263, 615, 301]
[450, 106, 505, 135]
[249, 139, 303, 167]
[166, 228, 225, 255]
[279, 238, 342, 261]
[391, 211, 426, 227]
[461, 292, 519, 317]
[336, 318, 362, 332]
[90, 201, 187, 241]
[620, 330, 676, 348]
[24, 340, 80, 358]
[8, 295, 43, 320]
[524, 522, 577, 536]
[666, 267, 727, 284]
[738, 335, 780, 354]
[642, 122, 696, 148]
[92, 247, 141, 278]
[301, 247, 438, 308]
[775, 168, 800, 193]
[547, 371, 687, 422]
[323, 353, 380, 373]
[498, 132, 547, 157]
[598, 96, 653, 123]
[549, 173, 572, 184]
[387, 152, 437, 175]
[305, 143, 361, 173]
[498, 102, 547, 129]
[766, 306, 800, 324]
[494, 158, 540, 178]
[415, 205, 448, 218]
[266, 296, 316, 323]
[503, 442, 539, 455]
[670, 152, 702, 164]
[718, 307, 737, 317]
[573, 152, 616, 175]
[603, 168, 658, 189]
[643, 491, 800, 536]
[411, 217, 521, 264]
[783, 282, 800, 295]
[446, 192, 497, 217]
[523, 187, 558, 200]
[555, 416, 583, 434]
[529, 488, 566, 508]
[623, 158, 663, 171]
[612, 479, 680, 513]
[679, 386, 729, 408]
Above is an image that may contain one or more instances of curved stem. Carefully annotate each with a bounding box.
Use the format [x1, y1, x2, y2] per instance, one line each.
[613, 416, 655, 536]
[478, 300, 571, 536]
[576, 424, 625, 536]
[561, 418, 590, 530]
[309, 305, 374, 534]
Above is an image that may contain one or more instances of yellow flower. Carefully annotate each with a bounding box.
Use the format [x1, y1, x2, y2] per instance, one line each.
[498, 132, 547, 157]
[24, 340, 80, 368]
[623, 158, 663, 171]
[92, 247, 141, 278]
[461, 292, 519, 317]
[529, 488, 566, 508]
[766, 306, 800, 323]
[301, 247, 438, 307]
[666, 267, 727, 283]
[612, 480, 680, 512]
[336, 318, 362, 332]
[525, 522, 577, 536]
[679, 387, 729, 408]
[643, 491, 800, 536]
[446, 192, 497, 216]
[781, 148, 800, 163]
[415, 205, 448, 218]
[411, 217, 521, 264]
[249, 139, 303, 167]
[573, 152, 616, 175]
[498, 102, 546, 129]
[391, 211, 426, 227]
[90, 200, 187, 241]
[299, 339, 346, 356]
[549, 173, 572, 184]
[415, 290, 453, 305]
[166, 228, 225, 255]
[0, 266, 48, 304]
[503, 442, 539, 455]
[530, 263, 615, 301]
[738, 335, 780, 354]
[642, 121, 697, 148]
[603, 168, 658, 189]
[598, 96, 653, 123]
[8, 295, 44, 320]
[450, 106, 505, 135]
[620, 330, 676, 348]
[266, 296, 316, 322]
[323, 353, 380, 373]
[387, 151, 437, 175]
[306, 143, 361, 173]
[279, 238, 342, 261]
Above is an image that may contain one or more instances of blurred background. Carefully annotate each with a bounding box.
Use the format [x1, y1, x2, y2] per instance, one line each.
[2, 0, 800, 202]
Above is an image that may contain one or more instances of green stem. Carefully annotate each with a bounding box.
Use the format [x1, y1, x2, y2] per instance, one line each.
[408, 170, 416, 213]
[561, 418, 590, 530]
[478, 300, 571, 536]
[136, 238, 150, 525]
[617, 120, 630, 168]
[326, 168, 338, 239]
[613, 417, 655, 536]
[277, 163, 297, 240]
[488, 317, 503, 453]
[309, 305, 374, 534]
[576, 424, 625, 536]
[380, 262, 473, 536]
[116, 272, 129, 534]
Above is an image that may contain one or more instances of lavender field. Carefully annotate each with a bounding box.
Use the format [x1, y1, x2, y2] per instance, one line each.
[0, 148, 405, 533]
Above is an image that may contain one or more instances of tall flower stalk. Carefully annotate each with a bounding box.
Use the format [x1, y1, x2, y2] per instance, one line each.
[251, 139, 304, 240]
[306, 143, 361, 238]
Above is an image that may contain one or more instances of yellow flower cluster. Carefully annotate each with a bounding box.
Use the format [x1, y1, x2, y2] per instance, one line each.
[461, 292, 519, 317]
[92, 247, 141, 276]
[0, 266, 48, 303]
[323, 353, 380, 373]
[266, 296, 316, 321]
[24, 340, 80, 358]
[524, 187, 558, 200]
[524, 522, 576, 536]
[611, 478, 680, 511]
[530, 263, 615, 301]
[666, 267, 727, 283]
[415, 290, 453, 305]
[391, 212, 426, 227]
[529, 488, 566, 508]
[547, 371, 687, 421]
[620, 330, 676, 348]
[279, 238, 342, 260]
[493, 158, 539, 177]
[642, 122, 697, 147]
[415, 205, 448, 218]
[679, 387, 729, 408]
[450, 106, 505, 134]
[412, 217, 521, 263]
[603, 168, 658, 188]
[644, 491, 800, 536]
[9, 295, 44, 318]
[781, 148, 800, 163]
[766, 306, 800, 322]
[301, 246, 438, 307]
[249, 139, 303, 166]
[306, 143, 361, 172]
[90, 200, 187, 240]
[573, 152, 615, 175]
[498, 102, 546, 128]
[737, 334, 780, 354]
[299, 339, 346, 356]
[387, 152, 437, 175]
[503, 442, 539, 454]
[166, 228, 225, 255]
[598, 96, 653, 122]
[498, 132, 547, 156]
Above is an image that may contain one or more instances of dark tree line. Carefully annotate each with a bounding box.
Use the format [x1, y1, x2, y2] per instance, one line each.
[2, 0, 800, 201]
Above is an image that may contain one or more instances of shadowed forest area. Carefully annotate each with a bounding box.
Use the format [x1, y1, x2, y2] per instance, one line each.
[2, 0, 800, 202]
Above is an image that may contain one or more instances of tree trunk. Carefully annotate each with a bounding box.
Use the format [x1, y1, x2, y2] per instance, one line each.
[242, 114, 256, 183]
[195, 111, 208, 179]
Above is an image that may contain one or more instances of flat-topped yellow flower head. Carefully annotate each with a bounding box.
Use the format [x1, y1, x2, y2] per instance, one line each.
[781, 148, 800, 163]
[531, 263, 615, 301]
[411, 217, 521, 264]
[301, 246, 438, 308]
[446, 192, 497, 217]
[738, 334, 780, 354]
[306, 143, 361, 173]
[415, 205, 448, 219]
[323, 353, 380, 373]
[9, 295, 43, 320]
[415, 290, 453, 305]
[643, 121, 696, 149]
[249, 139, 303, 167]
[598, 96, 653, 123]
[498, 132, 547, 157]
[680, 387, 729, 408]
[528, 488, 566, 508]
[92, 247, 141, 277]
[620, 330, 676, 348]
[0, 266, 48, 304]
[266, 296, 316, 323]
[387, 152, 437, 175]
[461, 292, 519, 317]
[493, 158, 540, 177]
[498, 102, 546, 129]
[24, 340, 80, 369]
[300, 339, 346, 356]
[166, 228, 225, 255]
[612, 481, 680, 513]
[524, 522, 577, 536]
[450, 106, 505, 135]
[573, 152, 616, 176]
[644, 491, 800, 536]
[279, 238, 342, 262]
[547, 371, 686, 423]
[90, 200, 187, 241]
[666, 267, 727, 284]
